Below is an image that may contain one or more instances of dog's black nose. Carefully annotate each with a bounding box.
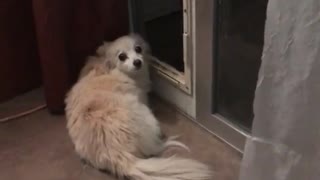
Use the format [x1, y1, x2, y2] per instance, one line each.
[133, 59, 142, 68]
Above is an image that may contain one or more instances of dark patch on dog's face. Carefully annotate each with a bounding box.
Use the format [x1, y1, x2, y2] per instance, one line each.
[134, 45, 142, 54]
[118, 52, 127, 62]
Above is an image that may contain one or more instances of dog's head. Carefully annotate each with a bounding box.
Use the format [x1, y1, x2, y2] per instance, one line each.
[98, 34, 152, 76]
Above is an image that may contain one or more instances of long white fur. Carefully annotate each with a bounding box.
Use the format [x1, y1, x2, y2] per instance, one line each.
[65, 34, 212, 180]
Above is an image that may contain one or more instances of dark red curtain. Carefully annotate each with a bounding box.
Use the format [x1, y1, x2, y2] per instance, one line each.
[0, 0, 128, 113]
[31, 0, 129, 113]
[0, 0, 41, 102]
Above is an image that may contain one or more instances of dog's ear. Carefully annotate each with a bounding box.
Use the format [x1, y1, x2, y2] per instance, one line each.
[105, 59, 116, 72]
[96, 42, 111, 57]
[129, 33, 151, 52]
[79, 56, 104, 79]
[129, 33, 143, 39]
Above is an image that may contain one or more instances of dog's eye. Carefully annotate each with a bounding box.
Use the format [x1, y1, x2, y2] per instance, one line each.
[135, 46, 142, 53]
[118, 53, 127, 61]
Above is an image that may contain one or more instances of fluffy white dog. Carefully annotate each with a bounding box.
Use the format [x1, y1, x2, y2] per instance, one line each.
[65, 34, 212, 180]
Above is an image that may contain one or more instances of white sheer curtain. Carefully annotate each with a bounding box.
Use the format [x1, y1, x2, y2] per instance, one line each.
[239, 0, 320, 179]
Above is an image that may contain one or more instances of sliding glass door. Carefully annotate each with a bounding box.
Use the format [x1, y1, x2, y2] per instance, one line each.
[196, 0, 268, 152]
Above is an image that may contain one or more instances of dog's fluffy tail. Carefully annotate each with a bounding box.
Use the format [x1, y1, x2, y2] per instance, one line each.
[163, 135, 190, 152]
[130, 156, 212, 180]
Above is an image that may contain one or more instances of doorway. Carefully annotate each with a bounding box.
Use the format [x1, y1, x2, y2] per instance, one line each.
[128, 0, 192, 94]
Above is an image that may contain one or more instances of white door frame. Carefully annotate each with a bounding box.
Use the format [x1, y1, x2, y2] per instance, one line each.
[128, 0, 196, 117]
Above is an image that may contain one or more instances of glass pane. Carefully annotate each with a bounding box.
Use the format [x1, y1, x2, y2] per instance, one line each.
[141, 0, 184, 72]
[214, 0, 268, 130]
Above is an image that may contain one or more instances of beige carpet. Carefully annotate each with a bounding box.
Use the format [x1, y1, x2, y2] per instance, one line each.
[0, 89, 241, 180]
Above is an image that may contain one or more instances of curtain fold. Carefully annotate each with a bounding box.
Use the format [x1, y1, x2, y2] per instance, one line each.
[239, 0, 320, 179]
